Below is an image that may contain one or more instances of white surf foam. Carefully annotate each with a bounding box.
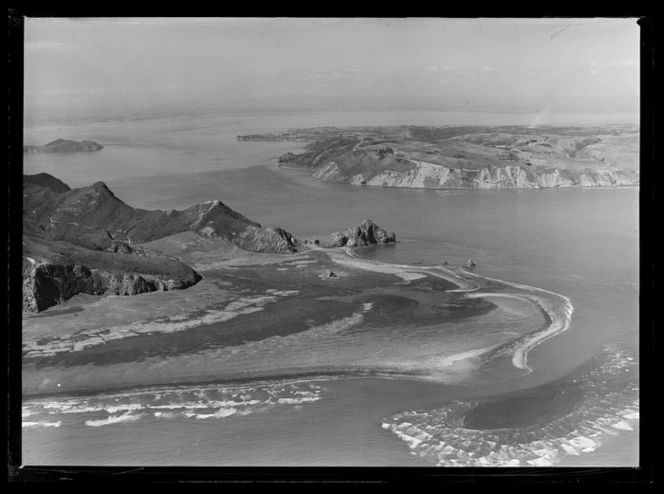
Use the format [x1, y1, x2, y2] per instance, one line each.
[22, 420, 61, 428]
[84, 412, 144, 427]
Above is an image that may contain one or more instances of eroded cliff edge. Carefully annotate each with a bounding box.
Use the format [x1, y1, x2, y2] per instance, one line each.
[255, 124, 639, 189]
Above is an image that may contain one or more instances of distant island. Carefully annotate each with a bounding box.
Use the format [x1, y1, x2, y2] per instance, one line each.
[238, 125, 639, 189]
[24, 139, 104, 153]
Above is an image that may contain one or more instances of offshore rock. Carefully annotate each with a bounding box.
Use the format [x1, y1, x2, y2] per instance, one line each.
[326, 219, 396, 248]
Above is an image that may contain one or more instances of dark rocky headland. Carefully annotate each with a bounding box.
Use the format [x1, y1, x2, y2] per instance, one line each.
[22, 173, 396, 313]
[22, 173, 300, 312]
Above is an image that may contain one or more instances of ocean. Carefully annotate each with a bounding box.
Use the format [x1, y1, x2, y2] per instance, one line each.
[21, 109, 639, 467]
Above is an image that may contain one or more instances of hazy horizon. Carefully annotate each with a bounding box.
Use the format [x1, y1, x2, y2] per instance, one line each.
[24, 17, 640, 120]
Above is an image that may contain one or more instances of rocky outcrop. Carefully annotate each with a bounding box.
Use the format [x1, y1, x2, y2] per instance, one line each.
[234, 226, 300, 253]
[22, 256, 202, 313]
[278, 152, 299, 164]
[109, 240, 133, 254]
[24, 139, 103, 153]
[325, 219, 396, 248]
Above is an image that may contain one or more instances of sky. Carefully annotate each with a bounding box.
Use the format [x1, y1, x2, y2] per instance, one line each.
[24, 17, 641, 112]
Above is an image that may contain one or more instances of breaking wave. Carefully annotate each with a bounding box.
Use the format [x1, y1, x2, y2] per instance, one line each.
[23, 381, 325, 428]
[22, 420, 62, 428]
[381, 349, 638, 466]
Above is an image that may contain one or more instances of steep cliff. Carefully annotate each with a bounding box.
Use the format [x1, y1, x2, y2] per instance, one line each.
[275, 125, 639, 190]
[313, 160, 638, 190]
[22, 256, 201, 313]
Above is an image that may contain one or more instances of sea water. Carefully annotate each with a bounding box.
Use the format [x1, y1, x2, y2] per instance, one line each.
[21, 110, 639, 466]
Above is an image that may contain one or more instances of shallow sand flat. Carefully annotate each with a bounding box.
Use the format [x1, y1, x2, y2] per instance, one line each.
[23, 243, 566, 397]
[22, 279, 233, 342]
[22, 282, 546, 396]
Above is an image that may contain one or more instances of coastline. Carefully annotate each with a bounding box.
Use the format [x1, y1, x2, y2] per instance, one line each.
[460, 269, 575, 372]
[22, 242, 572, 397]
[276, 163, 639, 193]
[339, 246, 574, 375]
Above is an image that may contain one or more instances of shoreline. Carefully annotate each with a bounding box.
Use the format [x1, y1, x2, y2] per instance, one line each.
[275, 164, 639, 193]
[339, 246, 574, 375]
[459, 268, 575, 372]
[22, 242, 572, 399]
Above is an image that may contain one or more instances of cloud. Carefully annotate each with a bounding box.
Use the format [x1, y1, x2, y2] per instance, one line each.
[482, 65, 493, 72]
[25, 41, 80, 53]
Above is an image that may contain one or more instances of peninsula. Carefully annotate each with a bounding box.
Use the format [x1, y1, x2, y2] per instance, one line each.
[238, 125, 639, 189]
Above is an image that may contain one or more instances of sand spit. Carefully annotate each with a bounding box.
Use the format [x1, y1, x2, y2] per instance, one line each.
[460, 270, 574, 372]
[331, 247, 573, 374]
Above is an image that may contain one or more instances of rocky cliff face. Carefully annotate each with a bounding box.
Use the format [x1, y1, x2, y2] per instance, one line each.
[276, 125, 639, 190]
[324, 219, 396, 248]
[313, 160, 639, 190]
[22, 256, 201, 313]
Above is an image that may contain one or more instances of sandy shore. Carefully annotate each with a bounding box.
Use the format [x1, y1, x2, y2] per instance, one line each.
[333, 246, 574, 374]
[22, 240, 569, 396]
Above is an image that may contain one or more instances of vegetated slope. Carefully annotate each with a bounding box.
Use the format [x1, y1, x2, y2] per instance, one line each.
[23, 176, 299, 253]
[276, 125, 639, 189]
[22, 173, 300, 312]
